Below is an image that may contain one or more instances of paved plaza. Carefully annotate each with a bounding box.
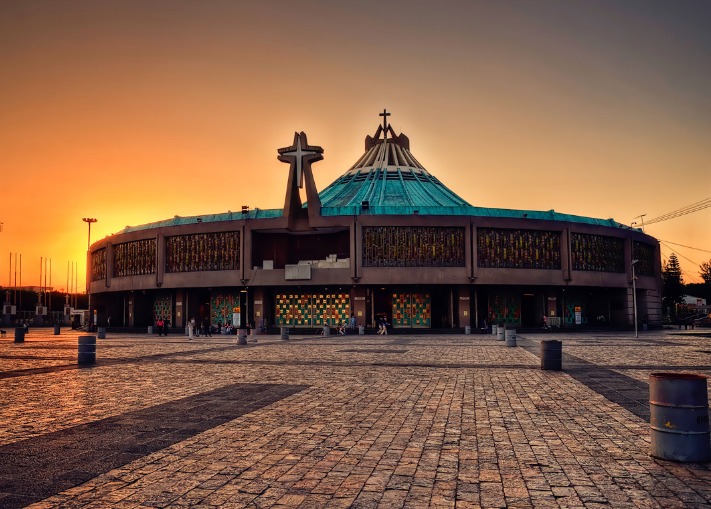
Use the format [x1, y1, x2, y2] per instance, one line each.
[0, 328, 710, 508]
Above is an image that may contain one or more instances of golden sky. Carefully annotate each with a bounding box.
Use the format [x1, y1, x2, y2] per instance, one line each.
[1, 0, 710, 292]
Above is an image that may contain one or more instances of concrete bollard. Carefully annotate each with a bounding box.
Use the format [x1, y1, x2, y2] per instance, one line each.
[237, 328, 248, 345]
[147, 326, 153, 334]
[491, 324, 498, 337]
[97, 327, 106, 339]
[323, 326, 330, 336]
[280, 327, 289, 340]
[464, 326, 471, 335]
[496, 325, 505, 341]
[53, 324, 60, 335]
[505, 327, 516, 347]
[649, 372, 711, 462]
[78, 335, 96, 365]
[541, 340, 562, 370]
[14, 327, 25, 343]
[358, 325, 365, 335]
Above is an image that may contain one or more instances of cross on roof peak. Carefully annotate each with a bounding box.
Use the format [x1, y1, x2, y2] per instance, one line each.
[379, 109, 390, 132]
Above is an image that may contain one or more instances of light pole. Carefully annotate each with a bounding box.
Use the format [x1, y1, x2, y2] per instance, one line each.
[82, 218, 97, 330]
[631, 259, 639, 338]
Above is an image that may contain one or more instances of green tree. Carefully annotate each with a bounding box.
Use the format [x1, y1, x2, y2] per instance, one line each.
[662, 253, 685, 318]
[700, 259, 711, 284]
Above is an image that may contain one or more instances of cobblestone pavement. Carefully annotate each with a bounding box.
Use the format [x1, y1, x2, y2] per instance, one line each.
[0, 327, 710, 508]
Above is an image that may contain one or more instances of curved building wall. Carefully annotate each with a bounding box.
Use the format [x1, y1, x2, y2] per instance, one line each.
[88, 211, 662, 330]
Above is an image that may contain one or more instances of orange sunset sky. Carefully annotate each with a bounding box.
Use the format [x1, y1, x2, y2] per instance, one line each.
[1, 0, 710, 293]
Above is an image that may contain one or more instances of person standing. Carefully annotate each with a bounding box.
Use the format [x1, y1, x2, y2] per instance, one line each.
[202, 317, 212, 337]
[163, 317, 170, 336]
[157, 318, 164, 336]
[349, 313, 356, 332]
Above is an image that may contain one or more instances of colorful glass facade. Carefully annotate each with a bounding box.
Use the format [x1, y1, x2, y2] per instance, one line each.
[165, 232, 240, 273]
[114, 239, 156, 277]
[275, 292, 350, 327]
[363, 226, 465, 267]
[211, 292, 239, 326]
[91, 249, 106, 281]
[477, 228, 560, 269]
[392, 291, 431, 327]
[571, 233, 625, 272]
[153, 294, 172, 324]
[488, 294, 521, 326]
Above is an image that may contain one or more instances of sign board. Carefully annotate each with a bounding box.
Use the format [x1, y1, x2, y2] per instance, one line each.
[574, 306, 582, 325]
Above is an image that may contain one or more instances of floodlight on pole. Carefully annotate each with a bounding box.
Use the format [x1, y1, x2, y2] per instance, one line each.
[631, 259, 639, 338]
[82, 218, 97, 330]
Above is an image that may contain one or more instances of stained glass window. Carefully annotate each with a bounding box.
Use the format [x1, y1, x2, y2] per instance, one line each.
[114, 239, 156, 277]
[633, 242, 656, 276]
[275, 292, 350, 327]
[153, 294, 172, 324]
[488, 294, 521, 325]
[392, 292, 431, 327]
[571, 233, 624, 273]
[362, 226, 465, 267]
[477, 228, 560, 269]
[165, 232, 240, 273]
[90, 249, 106, 281]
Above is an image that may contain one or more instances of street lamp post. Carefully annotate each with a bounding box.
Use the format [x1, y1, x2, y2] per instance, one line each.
[82, 218, 97, 331]
[631, 259, 639, 338]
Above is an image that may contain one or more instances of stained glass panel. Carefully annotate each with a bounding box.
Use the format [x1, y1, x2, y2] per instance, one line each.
[90, 249, 106, 281]
[477, 228, 560, 269]
[114, 239, 156, 277]
[633, 242, 656, 276]
[571, 233, 625, 272]
[166, 232, 240, 273]
[363, 226, 465, 267]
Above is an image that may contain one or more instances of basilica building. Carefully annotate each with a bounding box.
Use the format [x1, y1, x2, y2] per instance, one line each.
[88, 113, 662, 332]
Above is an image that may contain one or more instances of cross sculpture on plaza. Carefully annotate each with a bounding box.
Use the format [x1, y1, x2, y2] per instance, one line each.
[278, 131, 324, 229]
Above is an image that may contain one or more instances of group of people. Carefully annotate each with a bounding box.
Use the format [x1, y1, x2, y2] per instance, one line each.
[187, 317, 213, 339]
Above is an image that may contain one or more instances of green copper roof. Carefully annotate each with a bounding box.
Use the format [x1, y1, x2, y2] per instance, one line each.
[319, 127, 471, 210]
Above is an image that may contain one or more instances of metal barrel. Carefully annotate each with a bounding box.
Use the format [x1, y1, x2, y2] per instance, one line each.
[358, 325, 365, 335]
[280, 327, 289, 340]
[323, 326, 330, 336]
[464, 326, 471, 335]
[237, 329, 248, 345]
[78, 335, 97, 366]
[147, 326, 153, 334]
[97, 327, 106, 339]
[14, 327, 25, 343]
[649, 372, 711, 462]
[496, 325, 505, 341]
[491, 324, 498, 337]
[53, 324, 60, 335]
[540, 340, 562, 370]
[505, 327, 517, 347]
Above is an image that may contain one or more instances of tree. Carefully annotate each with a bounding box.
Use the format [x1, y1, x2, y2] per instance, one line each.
[700, 259, 711, 284]
[662, 253, 685, 318]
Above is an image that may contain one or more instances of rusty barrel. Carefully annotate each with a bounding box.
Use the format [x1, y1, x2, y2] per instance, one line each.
[649, 373, 710, 462]
[78, 335, 96, 366]
[540, 340, 562, 370]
